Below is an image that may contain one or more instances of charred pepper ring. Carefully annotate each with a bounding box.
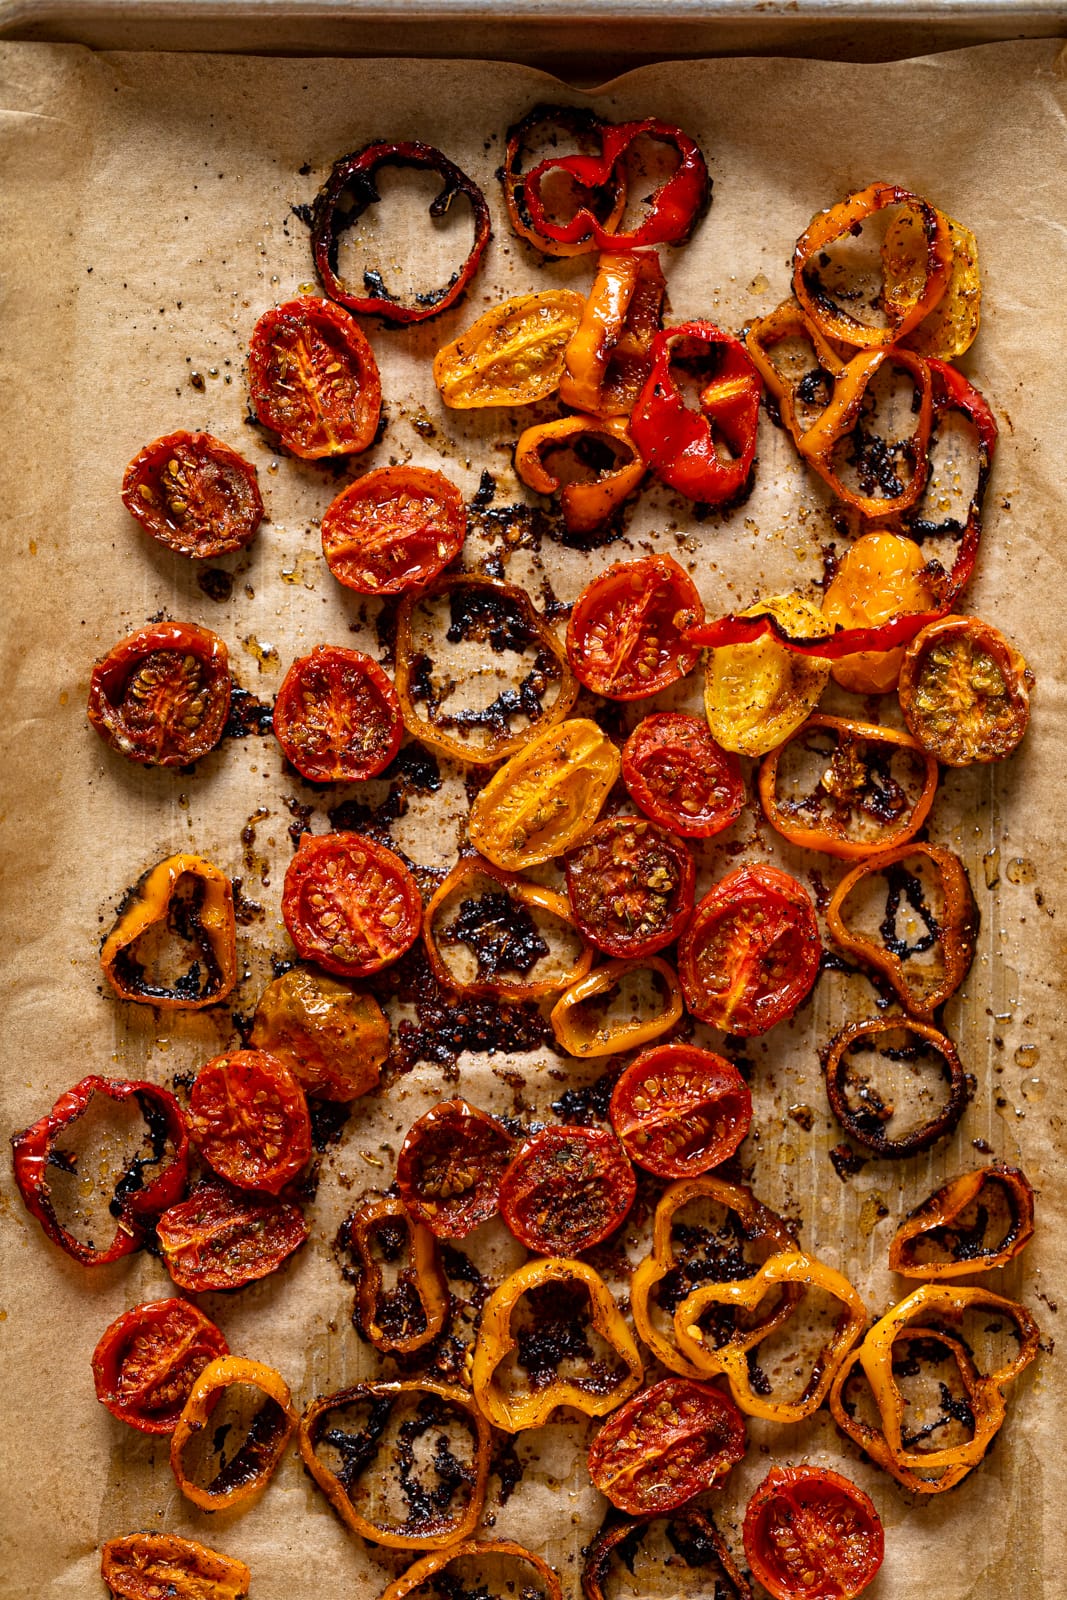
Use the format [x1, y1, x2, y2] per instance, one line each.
[170, 1355, 298, 1511]
[99, 853, 237, 1010]
[379, 1540, 564, 1600]
[673, 1249, 866, 1423]
[344, 1193, 450, 1355]
[311, 140, 491, 324]
[824, 1016, 970, 1157]
[471, 1256, 643, 1432]
[888, 1162, 1035, 1278]
[514, 414, 646, 535]
[582, 1506, 752, 1600]
[502, 104, 626, 259]
[298, 1380, 491, 1548]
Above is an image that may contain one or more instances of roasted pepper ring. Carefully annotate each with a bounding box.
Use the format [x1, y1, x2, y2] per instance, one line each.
[298, 1380, 491, 1548]
[888, 1162, 1035, 1278]
[630, 1176, 801, 1378]
[824, 1016, 970, 1157]
[170, 1355, 297, 1512]
[743, 298, 847, 443]
[311, 140, 491, 323]
[560, 250, 666, 417]
[345, 1194, 450, 1355]
[502, 105, 626, 259]
[673, 1249, 867, 1423]
[549, 956, 684, 1057]
[100, 853, 237, 1010]
[471, 1256, 643, 1432]
[582, 1507, 752, 1600]
[379, 1540, 564, 1600]
[514, 414, 645, 533]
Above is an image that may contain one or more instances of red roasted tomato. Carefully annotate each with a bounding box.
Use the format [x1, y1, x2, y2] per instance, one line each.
[321, 466, 467, 595]
[588, 1377, 747, 1514]
[498, 1125, 636, 1255]
[248, 296, 381, 459]
[282, 832, 422, 977]
[187, 1050, 312, 1195]
[743, 1465, 885, 1600]
[91, 1298, 229, 1434]
[678, 863, 820, 1036]
[120, 431, 263, 558]
[157, 1183, 308, 1292]
[564, 816, 695, 958]
[621, 713, 745, 838]
[396, 1100, 516, 1239]
[565, 555, 704, 700]
[273, 645, 402, 783]
[609, 1042, 752, 1178]
[87, 622, 232, 768]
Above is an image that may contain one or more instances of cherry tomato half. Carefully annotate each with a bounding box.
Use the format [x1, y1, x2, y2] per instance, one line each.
[100, 1534, 250, 1600]
[498, 1125, 636, 1255]
[282, 832, 422, 977]
[92, 1298, 229, 1434]
[743, 1465, 885, 1600]
[396, 1100, 515, 1239]
[273, 645, 402, 783]
[588, 1377, 747, 1515]
[248, 295, 381, 459]
[121, 431, 263, 558]
[469, 718, 620, 870]
[321, 466, 466, 595]
[564, 816, 694, 958]
[621, 712, 745, 838]
[898, 614, 1033, 766]
[609, 1043, 752, 1179]
[88, 622, 232, 769]
[157, 1183, 308, 1292]
[187, 1049, 312, 1195]
[250, 969, 389, 1102]
[678, 864, 820, 1036]
[704, 593, 830, 757]
[566, 555, 704, 700]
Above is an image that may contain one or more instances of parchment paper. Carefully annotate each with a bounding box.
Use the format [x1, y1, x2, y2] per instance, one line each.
[0, 37, 1064, 1600]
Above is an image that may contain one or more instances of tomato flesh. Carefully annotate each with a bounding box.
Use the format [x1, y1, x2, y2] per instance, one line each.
[187, 1049, 312, 1195]
[609, 1042, 752, 1178]
[566, 554, 704, 700]
[588, 1377, 747, 1514]
[621, 712, 745, 838]
[899, 615, 1031, 765]
[282, 832, 422, 977]
[92, 1298, 229, 1434]
[157, 1183, 308, 1292]
[321, 466, 466, 595]
[564, 816, 694, 958]
[121, 431, 263, 558]
[397, 1099, 515, 1238]
[273, 645, 402, 782]
[743, 1465, 885, 1600]
[88, 622, 231, 768]
[248, 296, 381, 459]
[499, 1126, 636, 1255]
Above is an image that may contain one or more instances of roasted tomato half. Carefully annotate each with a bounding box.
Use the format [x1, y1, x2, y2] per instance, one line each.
[100, 1533, 250, 1600]
[588, 1377, 747, 1515]
[396, 1100, 515, 1239]
[822, 532, 936, 694]
[88, 622, 232, 768]
[281, 832, 422, 977]
[678, 864, 820, 1036]
[321, 465, 467, 595]
[621, 712, 745, 838]
[248, 295, 381, 459]
[121, 431, 263, 558]
[564, 816, 695, 958]
[273, 645, 402, 783]
[187, 1049, 312, 1195]
[898, 615, 1033, 766]
[498, 1125, 636, 1255]
[566, 555, 704, 700]
[157, 1182, 308, 1292]
[609, 1043, 752, 1179]
[92, 1298, 229, 1434]
[742, 1465, 885, 1600]
[250, 968, 389, 1102]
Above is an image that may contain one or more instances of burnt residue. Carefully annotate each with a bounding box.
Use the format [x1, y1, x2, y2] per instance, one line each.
[197, 567, 234, 602]
[231, 876, 264, 925]
[881, 863, 940, 960]
[319, 1396, 393, 1493]
[283, 795, 315, 847]
[440, 890, 549, 982]
[223, 686, 275, 740]
[514, 1280, 622, 1396]
[551, 1073, 614, 1125]
[490, 1432, 524, 1504]
[327, 746, 442, 880]
[471, 469, 496, 510]
[206, 1398, 291, 1498]
[375, 597, 400, 668]
[829, 1143, 869, 1180]
[309, 1099, 351, 1153]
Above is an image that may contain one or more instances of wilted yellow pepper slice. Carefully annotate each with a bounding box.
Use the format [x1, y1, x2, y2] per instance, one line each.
[704, 593, 830, 756]
[883, 208, 981, 360]
[433, 289, 585, 408]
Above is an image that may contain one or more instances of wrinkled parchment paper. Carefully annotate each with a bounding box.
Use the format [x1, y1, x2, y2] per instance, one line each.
[0, 37, 1065, 1600]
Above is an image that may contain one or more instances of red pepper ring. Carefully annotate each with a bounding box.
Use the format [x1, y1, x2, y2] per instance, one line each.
[11, 1076, 189, 1266]
[311, 141, 491, 324]
[630, 322, 762, 505]
[793, 182, 953, 348]
[522, 118, 710, 250]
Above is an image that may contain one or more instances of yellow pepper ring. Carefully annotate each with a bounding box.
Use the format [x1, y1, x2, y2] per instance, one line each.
[630, 1175, 802, 1378]
[471, 1256, 643, 1432]
[549, 955, 683, 1058]
[170, 1355, 297, 1513]
[674, 1249, 866, 1423]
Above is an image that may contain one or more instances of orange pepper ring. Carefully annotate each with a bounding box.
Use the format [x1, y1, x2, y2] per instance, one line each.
[758, 713, 939, 861]
[824, 1015, 969, 1157]
[793, 181, 952, 348]
[298, 1380, 491, 1548]
[346, 1194, 450, 1355]
[673, 1249, 866, 1423]
[630, 1175, 802, 1378]
[422, 854, 593, 1000]
[743, 298, 847, 441]
[549, 955, 684, 1057]
[514, 414, 645, 534]
[100, 853, 237, 1010]
[581, 1506, 749, 1600]
[471, 1256, 643, 1432]
[170, 1355, 297, 1512]
[888, 1162, 1035, 1278]
[379, 1539, 564, 1600]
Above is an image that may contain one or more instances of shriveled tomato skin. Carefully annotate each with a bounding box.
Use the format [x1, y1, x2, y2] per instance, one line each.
[609, 1042, 752, 1178]
[157, 1183, 308, 1292]
[743, 1465, 885, 1600]
[100, 1532, 250, 1600]
[321, 466, 466, 595]
[92, 1298, 229, 1434]
[396, 1100, 515, 1239]
[588, 1377, 747, 1514]
[282, 832, 422, 977]
[564, 816, 694, 958]
[88, 622, 232, 768]
[678, 864, 821, 1036]
[250, 969, 388, 1102]
[621, 712, 745, 838]
[248, 295, 381, 459]
[273, 646, 402, 782]
[565, 555, 704, 700]
[498, 1125, 636, 1255]
[187, 1049, 312, 1195]
[121, 431, 263, 558]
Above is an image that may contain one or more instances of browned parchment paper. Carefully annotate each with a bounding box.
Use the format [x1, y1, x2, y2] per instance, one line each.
[0, 37, 1065, 1600]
